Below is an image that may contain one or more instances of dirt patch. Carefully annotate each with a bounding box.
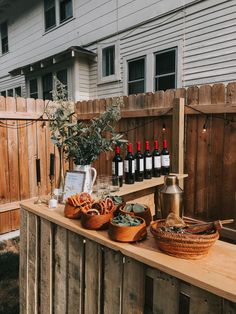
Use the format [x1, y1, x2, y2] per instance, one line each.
[0, 237, 19, 314]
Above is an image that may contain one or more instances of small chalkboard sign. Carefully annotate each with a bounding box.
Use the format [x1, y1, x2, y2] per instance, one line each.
[63, 170, 86, 200]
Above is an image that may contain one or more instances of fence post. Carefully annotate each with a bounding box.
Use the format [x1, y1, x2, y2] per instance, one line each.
[172, 98, 185, 188]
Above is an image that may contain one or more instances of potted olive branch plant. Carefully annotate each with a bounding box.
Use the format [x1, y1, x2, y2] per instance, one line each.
[46, 78, 126, 193]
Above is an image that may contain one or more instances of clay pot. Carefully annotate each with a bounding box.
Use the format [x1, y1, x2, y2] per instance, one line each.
[108, 217, 147, 242]
[119, 203, 152, 226]
[81, 209, 114, 230]
[64, 203, 82, 219]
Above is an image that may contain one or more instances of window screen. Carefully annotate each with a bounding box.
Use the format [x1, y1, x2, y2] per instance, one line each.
[128, 58, 145, 95]
[102, 46, 115, 77]
[155, 49, 176, 91]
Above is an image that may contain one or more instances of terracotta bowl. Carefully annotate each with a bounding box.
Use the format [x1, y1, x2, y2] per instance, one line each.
[81, 209, 114, 230]
[64, 203, 82, 219]
[119, 203, 152, 226]
[108, 217, 147, 242]
[150, 220, 219, 260]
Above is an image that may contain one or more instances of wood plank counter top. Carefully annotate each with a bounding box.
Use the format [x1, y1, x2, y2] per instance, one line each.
[20, 199, 236, 303]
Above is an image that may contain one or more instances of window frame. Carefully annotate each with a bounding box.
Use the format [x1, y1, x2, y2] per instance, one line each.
[154, 47, 177, 92]
[0, 21, 9, 55]
[26, 66, 71, 100]
[97, 41, 120, 85]
[43, 0, 73, 32]
[127, 56, 146, 95]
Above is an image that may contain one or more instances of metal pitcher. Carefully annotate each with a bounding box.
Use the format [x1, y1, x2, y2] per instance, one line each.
[159, 175, 183, 219]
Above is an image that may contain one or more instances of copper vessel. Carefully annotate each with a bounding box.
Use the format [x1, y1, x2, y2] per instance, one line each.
[159, 175, 183, 218]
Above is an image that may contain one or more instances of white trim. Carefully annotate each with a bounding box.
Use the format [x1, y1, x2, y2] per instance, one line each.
[97, 40, 120, 85]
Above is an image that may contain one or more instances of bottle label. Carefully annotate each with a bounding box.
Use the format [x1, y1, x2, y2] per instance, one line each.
[154, 156, 161, 168]
[139, 159, 144, 172]
[131, 160, 135, 173]
[145, 157, 152, 170]
[113, 161, 123, 176]
[161, 155, 170, 167]
[118, 162, 123, 176]
[124, 160, 135, 173]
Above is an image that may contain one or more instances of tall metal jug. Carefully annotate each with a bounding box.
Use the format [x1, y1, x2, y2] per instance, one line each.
[159, 175, 183, 219]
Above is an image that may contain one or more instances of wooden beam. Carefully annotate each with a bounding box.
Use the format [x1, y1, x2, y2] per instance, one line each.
[76, 104, 236, 120]
[0, 111, 46, 120]
[185, 104, 236, 114]
[172, 98, 185, 188]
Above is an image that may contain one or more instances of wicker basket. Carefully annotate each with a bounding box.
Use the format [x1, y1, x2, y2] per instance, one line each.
[150, 220, 219, 260]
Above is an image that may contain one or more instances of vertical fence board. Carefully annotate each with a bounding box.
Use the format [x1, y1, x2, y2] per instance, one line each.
[122, 257, 145, 314]
[40, 218, 53, 314]
[27, 98, 38, 198]
[54, 225, 68, 314]
[10, 208, 20, 231]
[221, 117, 236, 219]
[20, 209, 28, 314]
[84, 239, 101, 314]
[67, 231, 84, 314]
[226, 82, 236, 104]
[103, 248, 123, 314]
[17, 97, 30, 200]
[36, 99, 48, 196]
[6, 97, 20, 202]
[0, 96, 10, 204]
[28, 212, 39, 314]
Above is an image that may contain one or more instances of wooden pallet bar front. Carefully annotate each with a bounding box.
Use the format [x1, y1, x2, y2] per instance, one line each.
[20, 196, 236, 314]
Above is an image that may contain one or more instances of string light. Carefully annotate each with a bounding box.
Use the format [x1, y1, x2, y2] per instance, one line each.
[162, 123, 166, 132]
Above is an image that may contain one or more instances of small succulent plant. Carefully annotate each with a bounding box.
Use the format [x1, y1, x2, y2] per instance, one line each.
[111, 214, 142, 226]
[123, 203, 146, 213]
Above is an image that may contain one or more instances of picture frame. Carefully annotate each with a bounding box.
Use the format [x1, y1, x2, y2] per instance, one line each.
[63, 170, 86, 201]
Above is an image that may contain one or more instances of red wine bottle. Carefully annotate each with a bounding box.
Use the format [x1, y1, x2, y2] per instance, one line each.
[153, 140, 161, 177]
[161, 139, 170, 175]
[135, 141, 144, 182]
[144, 141, 152, 179]
[124, 143, 135, 184]
[112, 145, 123, 187]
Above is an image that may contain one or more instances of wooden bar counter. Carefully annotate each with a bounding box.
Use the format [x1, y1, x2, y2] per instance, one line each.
[20, 176, 236, 314]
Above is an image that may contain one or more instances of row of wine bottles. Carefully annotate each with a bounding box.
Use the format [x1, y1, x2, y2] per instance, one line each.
[112, 140, 170, 186]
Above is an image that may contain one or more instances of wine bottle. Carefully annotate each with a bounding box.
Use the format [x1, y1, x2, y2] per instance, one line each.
[135, 141, 144, 182]
[112, 145, 123, 187]
[124, 143, 135, 184]
[161, 139, 170, 175]
[153, 140, 161, 177]
[144, 141, 152, 179]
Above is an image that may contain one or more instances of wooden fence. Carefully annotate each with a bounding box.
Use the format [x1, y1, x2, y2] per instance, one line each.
[76, 83, 236, 223]
[0, 82, 236, 234]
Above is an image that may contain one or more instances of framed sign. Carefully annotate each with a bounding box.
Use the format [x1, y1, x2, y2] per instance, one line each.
[63, 170, 86, 200]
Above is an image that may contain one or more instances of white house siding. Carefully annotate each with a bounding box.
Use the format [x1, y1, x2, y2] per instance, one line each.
[0, 0, 236, 99]
[87, 0, 236, 98]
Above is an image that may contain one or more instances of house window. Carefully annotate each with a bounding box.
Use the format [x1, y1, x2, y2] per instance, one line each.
[60, 0, 73, 23]
[44, 0, 73, 31]
[42, 73, 53, 100]
[29, 79, 38, 99]
[155, 49, 176, 91]
[128, 57, 145, 95]
[0, 91, 6, 97]
[1, 21, 8, 54]
[7, 89, 13, 97]
[102, 45, 115, 77]
[44, 0, 56, 30]
[15, 87, 22, 97]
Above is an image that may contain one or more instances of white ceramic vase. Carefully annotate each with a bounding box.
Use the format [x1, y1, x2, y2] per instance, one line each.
[74, 164, 97, 194]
